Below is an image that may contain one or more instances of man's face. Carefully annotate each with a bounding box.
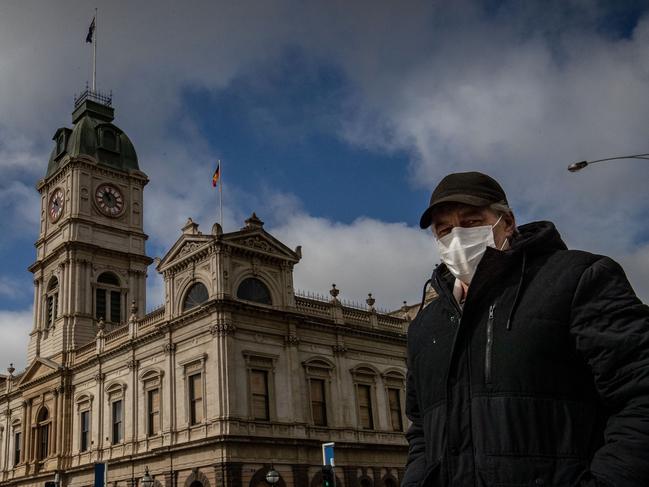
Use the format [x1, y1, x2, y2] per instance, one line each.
[430, 202, 515, 249]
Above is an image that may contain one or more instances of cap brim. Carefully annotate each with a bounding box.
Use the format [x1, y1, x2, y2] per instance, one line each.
[419, 194, 494, 229]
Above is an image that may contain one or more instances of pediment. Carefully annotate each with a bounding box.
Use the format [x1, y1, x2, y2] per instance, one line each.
[17, 357, 61, 386]
[224, 229, 300, 262]
[157, 235, 212, 271]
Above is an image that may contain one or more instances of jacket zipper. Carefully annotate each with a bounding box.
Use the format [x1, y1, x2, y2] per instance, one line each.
[485, 303, 496, 384]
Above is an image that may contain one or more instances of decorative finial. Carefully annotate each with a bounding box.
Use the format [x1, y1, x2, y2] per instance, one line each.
[401, 301, 409, 311]
[8, 363, 15, 376]
[97, 317, 105, 332]
[330, 284, 340, 303]
[366, 293, 376, 310]
[182, 217, 200, 235]
[244, 212, 264, 230]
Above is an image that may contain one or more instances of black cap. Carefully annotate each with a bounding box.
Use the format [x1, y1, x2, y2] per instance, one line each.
[419, 171, 508, 229]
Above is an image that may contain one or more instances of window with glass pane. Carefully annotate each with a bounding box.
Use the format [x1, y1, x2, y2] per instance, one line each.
[237, 278, 272, 305]
[112, 400, 122, 444]
[14, 431, 21, 466]
[183, 283, 209, 311]
[148, 388, 161, 435]
[96, 273, 121, 323]
[357, 384, 374, 429]
[96, 289, 106, 321]
[37, 408, 49, 460]
[38, 424, 49, 460]
[310, 378, 327, 426]
[80, 410, 90, 451]
[388, 388, 403, 431]
[110, 291, 121, 323]
[250, 370, 270, 420]
[188, 374, 203, 425]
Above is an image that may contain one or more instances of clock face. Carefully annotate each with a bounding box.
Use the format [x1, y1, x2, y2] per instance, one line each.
[95, 184, 125, 217]
[48, 188, 64, 223]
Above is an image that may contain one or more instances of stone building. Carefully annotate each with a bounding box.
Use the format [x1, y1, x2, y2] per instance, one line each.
[0, 92, 409, 487]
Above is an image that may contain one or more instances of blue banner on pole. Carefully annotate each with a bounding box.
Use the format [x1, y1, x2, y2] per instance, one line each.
[94, 463, 106, 487]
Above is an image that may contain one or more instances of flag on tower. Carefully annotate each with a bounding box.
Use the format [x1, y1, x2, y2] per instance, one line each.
[86, 17, 96, 43]
[212, 163, 221, 187]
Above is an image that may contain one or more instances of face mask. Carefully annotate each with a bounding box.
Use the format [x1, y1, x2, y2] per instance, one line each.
[436, 216, 504, 284]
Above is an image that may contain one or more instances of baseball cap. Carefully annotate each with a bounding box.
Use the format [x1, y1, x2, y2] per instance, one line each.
[419, 171, 508, 229]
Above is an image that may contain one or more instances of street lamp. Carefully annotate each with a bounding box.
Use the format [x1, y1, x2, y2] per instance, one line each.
[265, 467, 280, 485]
[141, 467, 154, 487]
[567, 153, 649, 172]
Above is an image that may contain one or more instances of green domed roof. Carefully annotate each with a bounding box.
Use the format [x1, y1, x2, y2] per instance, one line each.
[46, 95, 139, 177]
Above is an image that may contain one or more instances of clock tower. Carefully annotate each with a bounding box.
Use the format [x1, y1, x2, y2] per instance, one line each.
[27, 90, 153, 364]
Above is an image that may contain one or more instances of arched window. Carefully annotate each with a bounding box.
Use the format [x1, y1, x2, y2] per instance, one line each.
[36, 407, 50, 460]
[183, 282, 209, 311]
[96, 272, 122, 323]
[45, 277, 59, 328]
[100, 127, 118, 152]
[236, 277, 272, 305]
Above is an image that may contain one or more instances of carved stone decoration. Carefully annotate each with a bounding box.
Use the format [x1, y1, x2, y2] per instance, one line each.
[332, 344, 347, 355]
[243, 212, 264, 230]
[7, 363, 15, 376]
[162, 343, 177, 355]
[94, 372, 105, 383]
[284, 334, 300, 347]
[126, 359, 139, 370]
[210, 323, 236, 337]
[179, 241, 202, 257]
[242, 236, 272, 253]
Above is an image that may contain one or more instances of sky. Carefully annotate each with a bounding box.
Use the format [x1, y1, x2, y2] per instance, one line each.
[2, 0, 649, 370]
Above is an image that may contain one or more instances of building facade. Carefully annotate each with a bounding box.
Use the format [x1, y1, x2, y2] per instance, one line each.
[0, 93, 410, 487]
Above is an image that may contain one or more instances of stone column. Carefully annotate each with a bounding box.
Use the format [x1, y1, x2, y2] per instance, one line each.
[214, 462, 242, 487]
[162, 470, 177, 487]
[343, 466, 357, 487]
[291, 464, 309, 486]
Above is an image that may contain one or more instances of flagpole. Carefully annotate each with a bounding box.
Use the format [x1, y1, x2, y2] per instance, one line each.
[92, 8, 97, 92]
[219, 160, 224, 228]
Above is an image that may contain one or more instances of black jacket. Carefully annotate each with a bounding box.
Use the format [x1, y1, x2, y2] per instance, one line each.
[403, 221, 649, 487]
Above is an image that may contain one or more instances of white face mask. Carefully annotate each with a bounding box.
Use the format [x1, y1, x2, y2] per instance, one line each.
[436, 216, 504, 284]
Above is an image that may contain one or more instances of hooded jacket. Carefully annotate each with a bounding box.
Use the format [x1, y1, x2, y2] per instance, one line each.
[402, 221, 649, 487]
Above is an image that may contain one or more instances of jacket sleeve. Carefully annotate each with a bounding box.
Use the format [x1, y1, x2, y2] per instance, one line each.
[401, 358, 427, 487]
[569, 256, 649, 487]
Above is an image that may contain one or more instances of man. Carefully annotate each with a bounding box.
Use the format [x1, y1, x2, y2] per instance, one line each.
[403, 171, 649, 487]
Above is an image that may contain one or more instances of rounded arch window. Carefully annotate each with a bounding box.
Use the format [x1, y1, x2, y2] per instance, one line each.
[96, 272, 122, 323]
[36, 407, 50, 460]
[45, 277, 59, 329]
[183, 282, 209, 311]
[237, 277, 272, 305]
[37, 407, 49, 422]
[47, 277, 59, 292]
[97, 272, 120, 286]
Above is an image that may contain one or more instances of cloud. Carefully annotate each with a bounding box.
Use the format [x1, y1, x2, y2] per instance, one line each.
[0, 308, 33, 372]
[266, 192, 436, 310]
[2, 0, 649, 331]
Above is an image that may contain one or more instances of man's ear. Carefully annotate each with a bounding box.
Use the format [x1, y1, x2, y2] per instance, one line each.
[503, 212, 516, 237]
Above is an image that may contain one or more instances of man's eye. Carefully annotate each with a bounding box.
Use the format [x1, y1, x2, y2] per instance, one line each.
[437, 228, 451, 237]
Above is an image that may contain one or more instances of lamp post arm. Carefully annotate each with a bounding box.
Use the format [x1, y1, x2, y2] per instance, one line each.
[568, 153, 649, 172]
